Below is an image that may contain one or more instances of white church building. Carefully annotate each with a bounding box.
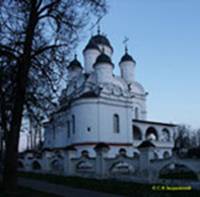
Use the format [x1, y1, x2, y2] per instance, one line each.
[42, 31, 176, 160]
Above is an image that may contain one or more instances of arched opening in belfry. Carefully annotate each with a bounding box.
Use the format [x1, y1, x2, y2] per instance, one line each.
[145, 127, 158, 141]
[133, 125, 142, 140]
[162, 128, 170, 142]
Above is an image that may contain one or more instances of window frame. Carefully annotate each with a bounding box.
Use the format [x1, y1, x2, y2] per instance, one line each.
[72, 115, 75, 134]
[113, 114, 120, 133]
[67, 120, 70, 138]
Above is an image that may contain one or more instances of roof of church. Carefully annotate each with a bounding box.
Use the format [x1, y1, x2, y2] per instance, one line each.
[83, 40, 100, 52]
[137, 140, 156, 149]
[89, 34, 113, 51]
[133, 119, 177, 127]
[94, 53, 114, 67]
[68, 57, 82, 69]
[120, 52, 136, 63]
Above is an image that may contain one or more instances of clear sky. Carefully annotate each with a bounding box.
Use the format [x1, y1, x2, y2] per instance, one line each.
[77, 0, 200, 129]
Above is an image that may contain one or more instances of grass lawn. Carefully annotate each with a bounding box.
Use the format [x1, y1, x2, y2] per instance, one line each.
[159, 171, 198, 180]
[19, 172, 200, 197]
[0, 183, 60, 197]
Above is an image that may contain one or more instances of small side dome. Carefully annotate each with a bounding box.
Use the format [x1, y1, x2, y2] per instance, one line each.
[120, 52, 136, 64]
[93, 53, 114, 67]
[68, 55, 82, 69]
[83, 40, 100, 52]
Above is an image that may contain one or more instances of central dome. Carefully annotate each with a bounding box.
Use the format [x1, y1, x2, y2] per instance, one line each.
[89, 34, 113, 51]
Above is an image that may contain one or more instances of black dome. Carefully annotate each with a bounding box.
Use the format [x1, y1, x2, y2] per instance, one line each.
[120, 53, 136, 64]
[89, 34, 113, 51]
[68, 58, 82, 69]
[94, 53, 113, 67]
[83, 40, 100, 52]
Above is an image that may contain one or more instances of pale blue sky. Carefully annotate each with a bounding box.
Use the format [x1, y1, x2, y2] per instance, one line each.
[77, 0, 200, 129]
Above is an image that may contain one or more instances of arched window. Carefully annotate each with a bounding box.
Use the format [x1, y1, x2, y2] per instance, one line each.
[133, 152, 140, 158]
[133, 125, 142, 140]
[51, 160, 63, 171]
[67, 120, 70, 138]
[18, 161, 24, 169]
[52, 122, 56, 140]
[145, 127, 158, 141]
[163, 151, 170, 159]
[162, 128, 170, 142]
[72, 115, 75, 134]
[135, 107, 139, 119]
[32, 161, 41, 170]
[113, 114, 120, 133]
[119, 148, 127, 156]
[153, 152, 159, 160]
[81, 150, 89, 157]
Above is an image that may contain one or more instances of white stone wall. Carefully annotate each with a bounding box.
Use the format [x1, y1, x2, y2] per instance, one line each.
[74, 145, 139, 158]
[70, 97, 133, 145]
[97, 100, 132, 144]
[70, 99, 99, 144]
[44, 96, 175, 159]
[19, 147, 200, 186]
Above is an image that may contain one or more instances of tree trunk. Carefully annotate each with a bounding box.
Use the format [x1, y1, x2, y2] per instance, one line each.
[3, 1, 38, 193]
[34, 126, 38, 150]
[29, 118, 33, 149]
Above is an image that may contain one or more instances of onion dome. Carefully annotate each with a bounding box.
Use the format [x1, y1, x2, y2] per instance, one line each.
[93, 52, 114, 67]
[83, 40, 100, 52]
[120, 52, 136, 64]
[88, 34, 113, 52]
[68, 55, 82, 69]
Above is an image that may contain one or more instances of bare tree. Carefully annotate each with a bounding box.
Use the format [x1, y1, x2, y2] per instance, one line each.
[196, 129, 200, 147]
[174, 125, 191, 149]
[0, 0, 107, 193]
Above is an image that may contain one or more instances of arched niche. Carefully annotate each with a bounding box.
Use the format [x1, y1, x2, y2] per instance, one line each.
[133, 125, 142, 140]
[32, 161, 41, 170]
[162, 128, 170, 142]
[163, 151, 170, 159]
[145, 127, 158, 141]
[18, 161, 24, 169]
